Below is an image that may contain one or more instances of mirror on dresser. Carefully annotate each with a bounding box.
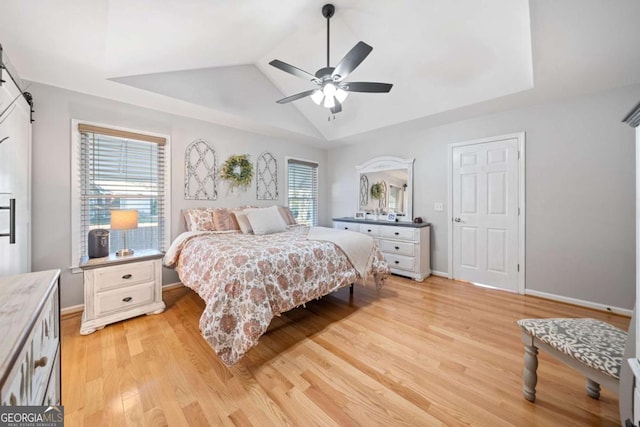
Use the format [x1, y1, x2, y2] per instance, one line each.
[356, 156, 415, 222]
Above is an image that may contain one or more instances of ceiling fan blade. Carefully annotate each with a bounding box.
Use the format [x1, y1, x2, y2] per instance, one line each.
[330, 102, 342, 114]
[332, 42, 373, 80]
[269, 60, 318, 82]
[344, 82, 393, 93]
[276, 89, 317, 104]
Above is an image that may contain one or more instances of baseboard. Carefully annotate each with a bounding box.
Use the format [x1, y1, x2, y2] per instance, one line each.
[162, 282, 185, 291]
[60, 282, 185, 318]
[61, 304, 84, 318]
[431, 270, 448, 278]
[525, 289, 633, 317]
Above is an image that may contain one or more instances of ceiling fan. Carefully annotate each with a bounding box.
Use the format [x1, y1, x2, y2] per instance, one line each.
[269, 3, 393, 114]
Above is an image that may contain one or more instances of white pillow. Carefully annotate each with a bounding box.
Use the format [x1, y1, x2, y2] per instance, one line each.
[233, 211, 253, 234]
[246, 206, 287, 235]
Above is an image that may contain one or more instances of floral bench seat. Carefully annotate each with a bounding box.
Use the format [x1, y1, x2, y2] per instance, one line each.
[517, 318, 627, 402]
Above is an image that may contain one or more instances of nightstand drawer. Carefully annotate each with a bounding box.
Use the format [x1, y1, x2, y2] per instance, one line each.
[96, 282, 155, 316]
[94, 260, 155, 292]
[380, 226, 416, 241]
[379, 239, 415, 257]
[385, 253, 415, 272]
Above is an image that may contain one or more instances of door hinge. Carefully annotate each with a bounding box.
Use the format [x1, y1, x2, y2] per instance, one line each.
[517, 264, 520, 272]
[518, 150, 520, 159]
[518, 207, 520, 216]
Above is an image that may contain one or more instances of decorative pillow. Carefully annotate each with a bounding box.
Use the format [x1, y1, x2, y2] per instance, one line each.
[183, 208, 215, 231]
[246, 206, 287, 235]
[211, 208, 240, 231]
[233, 211, 254, 234]
[277, 205, 297, 225]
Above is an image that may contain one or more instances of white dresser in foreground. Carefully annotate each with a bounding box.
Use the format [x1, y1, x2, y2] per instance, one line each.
[333, 218, 431, 281]
[0, 269, 61, 406]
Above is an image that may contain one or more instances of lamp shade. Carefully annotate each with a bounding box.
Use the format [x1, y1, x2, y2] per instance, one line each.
[110, 210, 138, 230]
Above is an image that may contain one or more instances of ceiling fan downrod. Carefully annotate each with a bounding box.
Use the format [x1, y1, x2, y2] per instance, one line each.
[322, 4, 334, 68]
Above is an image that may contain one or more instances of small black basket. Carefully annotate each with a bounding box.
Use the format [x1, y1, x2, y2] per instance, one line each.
[88, 229, 109, 258]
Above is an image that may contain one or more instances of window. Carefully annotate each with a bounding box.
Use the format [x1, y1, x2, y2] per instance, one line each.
[286, 158, 318, 226]
[71, 122, 169, 265]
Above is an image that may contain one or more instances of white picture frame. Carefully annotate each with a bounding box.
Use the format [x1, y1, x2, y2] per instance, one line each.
[354, 211, 366, 219]
[386, 212, 397, 222]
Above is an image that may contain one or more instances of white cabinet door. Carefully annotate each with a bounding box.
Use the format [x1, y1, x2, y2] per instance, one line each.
[0, 81, 31, 276]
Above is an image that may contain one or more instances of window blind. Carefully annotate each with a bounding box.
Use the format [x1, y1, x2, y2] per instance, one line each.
[287, 159, 318, 226]
[79, 126, 166, 256]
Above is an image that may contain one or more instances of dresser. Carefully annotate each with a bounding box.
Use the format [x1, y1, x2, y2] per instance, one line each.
[333, 218, 431, 281]
[79, 250, 165, 335]
[0, 269, 61, 406]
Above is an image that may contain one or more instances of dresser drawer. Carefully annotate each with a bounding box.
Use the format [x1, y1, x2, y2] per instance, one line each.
[379, 239, 415, 257]
[30, 289, 59, 405]
[359, 224, 381, 237]
[380, 226, 416, 241]
[385, 253, 415, 272]
[94, 260, 156, 292]
[43, 348, 61, 406]
[96, 281, 155, 317]
[334, 221, 359, 232]
[1, 343, 32, 405]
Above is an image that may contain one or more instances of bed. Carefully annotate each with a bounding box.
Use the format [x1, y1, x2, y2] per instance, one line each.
[163, 223, 389, 366]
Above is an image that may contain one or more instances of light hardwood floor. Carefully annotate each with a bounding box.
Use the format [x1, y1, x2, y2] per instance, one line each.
[61, 274, 629, 426]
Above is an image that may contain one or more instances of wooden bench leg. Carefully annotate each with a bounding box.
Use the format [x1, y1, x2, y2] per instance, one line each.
[523, 343, 539, 402]
[586, 378, 601, 399]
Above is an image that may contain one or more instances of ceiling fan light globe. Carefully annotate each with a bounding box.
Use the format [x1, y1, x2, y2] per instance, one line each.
[335, 88, 348, 103]
[324, 95, 336, 109]
[310, 90, 324, 105]
[323, 83, 337, 98]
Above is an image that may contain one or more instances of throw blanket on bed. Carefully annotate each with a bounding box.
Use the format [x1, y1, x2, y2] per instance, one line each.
[307, 226, 374, 278]
[163, 226, 389, 366]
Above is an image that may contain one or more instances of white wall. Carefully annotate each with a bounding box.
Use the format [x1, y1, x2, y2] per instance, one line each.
[328, 84, 640, 310]
[29, 83, 328, 309]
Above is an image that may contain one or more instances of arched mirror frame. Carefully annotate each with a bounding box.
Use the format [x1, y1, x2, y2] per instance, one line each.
[356, 156, 415, 222]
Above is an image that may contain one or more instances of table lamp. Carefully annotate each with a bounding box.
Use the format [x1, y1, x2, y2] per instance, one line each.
[110, 209, 138, 256]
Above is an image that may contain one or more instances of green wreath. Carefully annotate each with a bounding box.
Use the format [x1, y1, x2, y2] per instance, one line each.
[371, 182, 384, 200]
[221, 154, 253, 190]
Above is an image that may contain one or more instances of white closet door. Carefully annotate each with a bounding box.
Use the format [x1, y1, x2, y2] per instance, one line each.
[452, 137, 519, 292]
[0, 79, 31, 276]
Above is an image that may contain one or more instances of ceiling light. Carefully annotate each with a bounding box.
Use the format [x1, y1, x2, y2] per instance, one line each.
[335, 87, 348, 103]
[310, 90, 324, 105]
[324, 95, 335, 109]
[323, 83, 337, 98]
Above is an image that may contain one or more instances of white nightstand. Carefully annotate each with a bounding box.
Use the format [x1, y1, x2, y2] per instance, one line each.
[79, 249, 165, 335]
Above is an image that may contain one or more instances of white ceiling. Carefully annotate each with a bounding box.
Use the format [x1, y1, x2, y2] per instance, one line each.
[1, 0, 639, 145]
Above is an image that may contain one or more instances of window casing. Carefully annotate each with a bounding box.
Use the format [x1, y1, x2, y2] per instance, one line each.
[286, 158, 318, 226]
[71, 122, 170, 267]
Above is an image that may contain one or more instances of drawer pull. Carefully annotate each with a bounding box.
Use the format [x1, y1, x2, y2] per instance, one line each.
[122, 296, 133, 303]
[395, 246, 400, 250]
[394, 232, 400, 236]
[122, 274, 133, 279]
[34, 356, 48, 369]
[394, 260, 400, 265]
[344, 227, 348, 230]
[367, 229, 372, 232]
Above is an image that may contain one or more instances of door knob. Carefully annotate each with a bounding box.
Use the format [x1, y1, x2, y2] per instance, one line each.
[454, 217, 462, 222]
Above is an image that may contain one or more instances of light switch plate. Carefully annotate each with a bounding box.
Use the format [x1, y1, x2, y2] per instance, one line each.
[434, 202, 444, 211]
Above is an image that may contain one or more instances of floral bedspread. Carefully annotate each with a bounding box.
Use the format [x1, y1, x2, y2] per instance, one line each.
[166, 226, 389, 365]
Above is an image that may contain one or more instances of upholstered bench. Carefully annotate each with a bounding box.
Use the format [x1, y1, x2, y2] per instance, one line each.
[517, 318, 626, 402]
